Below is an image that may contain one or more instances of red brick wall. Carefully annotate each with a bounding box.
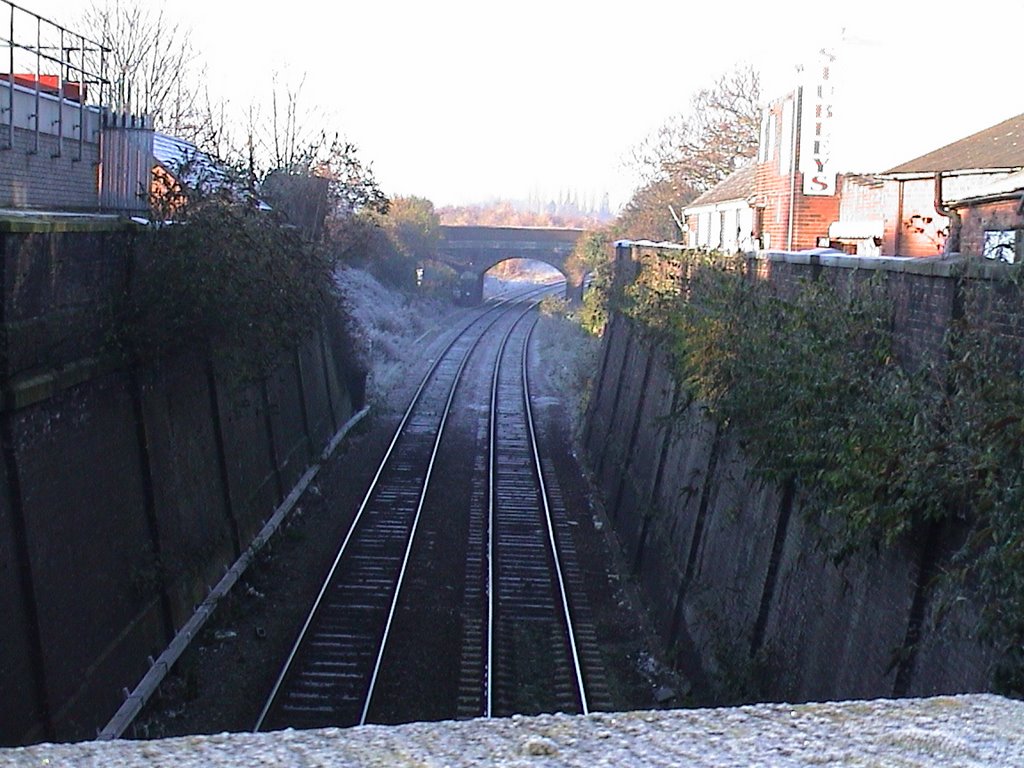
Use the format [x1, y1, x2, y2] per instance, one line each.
[837, 176, 890, 249]
[833, 178, 947, 257]
[957, 198, 1024, 258]
[897, 179, 949, 257]
[838, 178, 883, 220]
[755, 95, 840, 251]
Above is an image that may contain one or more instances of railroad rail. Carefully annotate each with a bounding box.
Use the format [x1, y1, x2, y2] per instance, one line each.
[254, 285, 556, 731]
[454, 308, 608, 718]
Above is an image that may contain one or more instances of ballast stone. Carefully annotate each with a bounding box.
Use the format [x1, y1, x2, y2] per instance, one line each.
[1, 694, 1021, 767]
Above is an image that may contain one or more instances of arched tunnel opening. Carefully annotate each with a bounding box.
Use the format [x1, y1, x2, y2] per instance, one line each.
[482, 258, 566, 300]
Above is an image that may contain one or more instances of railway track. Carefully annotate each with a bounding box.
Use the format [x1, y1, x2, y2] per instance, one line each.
[458, 307, 610, 718]
[255, 283, 606, 731]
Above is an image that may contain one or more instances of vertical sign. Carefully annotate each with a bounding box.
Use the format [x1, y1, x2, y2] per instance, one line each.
[800, 48, 837, 196]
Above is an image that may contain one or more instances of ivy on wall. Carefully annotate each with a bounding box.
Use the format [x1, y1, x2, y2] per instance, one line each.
[109, 194, 359, 386]
[619, 247, 1024, 692]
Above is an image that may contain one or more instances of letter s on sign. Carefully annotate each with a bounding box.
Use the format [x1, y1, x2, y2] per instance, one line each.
[811, 175, 830, 192]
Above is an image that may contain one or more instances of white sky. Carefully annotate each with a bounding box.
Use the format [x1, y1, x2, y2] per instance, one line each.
[21, 0, 1024, 209]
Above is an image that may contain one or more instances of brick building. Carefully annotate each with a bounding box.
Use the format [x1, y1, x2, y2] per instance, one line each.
[685, 51, 843, 253]
[947, 170, 1024, 262]
[860, 112, 1024, 257]
[683, 41, 1024, 261]
[1, 1, 151, 214]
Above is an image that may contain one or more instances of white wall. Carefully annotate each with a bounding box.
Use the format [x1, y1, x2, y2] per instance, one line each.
[685, 201, 756, 252]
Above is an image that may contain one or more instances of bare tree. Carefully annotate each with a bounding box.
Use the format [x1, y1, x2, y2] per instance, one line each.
[82, 0, 204, 137]
[630, 65, 762, 196]
[245, 74, 388, 216]
[619, 65, 761, 240]
[615, 177, 697, 242]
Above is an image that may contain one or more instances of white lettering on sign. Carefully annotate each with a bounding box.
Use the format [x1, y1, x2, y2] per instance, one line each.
[800, 49, 836, 196]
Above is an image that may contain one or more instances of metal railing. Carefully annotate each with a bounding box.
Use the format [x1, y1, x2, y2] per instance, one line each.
[1, 0, 109, 160]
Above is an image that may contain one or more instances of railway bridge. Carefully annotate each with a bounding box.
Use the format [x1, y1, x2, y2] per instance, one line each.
[438, 225, 587, 303]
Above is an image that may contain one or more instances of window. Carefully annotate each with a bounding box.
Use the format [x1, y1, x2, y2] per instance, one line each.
[758, 110, 770, 163]
[983, 230, 1019, 263]
[779, 98, 794, 174]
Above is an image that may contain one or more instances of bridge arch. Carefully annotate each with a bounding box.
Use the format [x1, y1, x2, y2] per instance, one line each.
[481, 257, 567, 300]
[438, 225, 586, 304]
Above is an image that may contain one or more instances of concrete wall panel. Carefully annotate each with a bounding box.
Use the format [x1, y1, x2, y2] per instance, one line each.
[760, 509, 915, 702]
[0, 442, 45, 745]
[680, 431, 783, 689]
[138, 355, 235, 627]
[12, 372, 165, 739]
[584, 314, 631, 479]
[214, 373, 280, 545]
[586, 243, 1008, 704]
[267, 355, 312, 493]
[322, 322, 357, 427]
[299, 336, 334, 450]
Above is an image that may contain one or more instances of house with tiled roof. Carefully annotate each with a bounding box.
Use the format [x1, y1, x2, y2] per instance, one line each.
[947, 169, 1024, 263]
[735, 39, 1024, 259]
[885, 113, 1024, 176]
[829, 113, 1024, 257]
[682, 164, 757, 251]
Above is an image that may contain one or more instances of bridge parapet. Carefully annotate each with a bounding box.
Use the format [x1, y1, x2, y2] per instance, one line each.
[438, 225, 586, 303]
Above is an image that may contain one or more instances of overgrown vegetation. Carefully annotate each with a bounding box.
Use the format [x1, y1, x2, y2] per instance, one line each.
[620, 65, 761, 241]
[110, 129, 385, 384]
[620, 247, 1024, 691]
[113, 195, 341, 381]
[566, 230, 615, 336]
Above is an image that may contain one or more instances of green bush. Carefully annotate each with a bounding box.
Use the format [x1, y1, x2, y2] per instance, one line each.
[113, 196, 341, 382]
[622, 248, 1024, 688]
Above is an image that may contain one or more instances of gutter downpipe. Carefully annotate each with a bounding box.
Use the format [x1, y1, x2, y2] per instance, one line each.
[895, 179, 905, 255]
[934, 171, 961, 256]
[787, 87, 801, 251]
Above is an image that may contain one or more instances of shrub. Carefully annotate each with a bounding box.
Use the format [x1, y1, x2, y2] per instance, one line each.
[113, 195, 340, 382]
[621, 247, 1024, 687]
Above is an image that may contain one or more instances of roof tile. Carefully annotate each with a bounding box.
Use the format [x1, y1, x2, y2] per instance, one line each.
[886, 113, 1024, 174]
[685, 164, 757, 208]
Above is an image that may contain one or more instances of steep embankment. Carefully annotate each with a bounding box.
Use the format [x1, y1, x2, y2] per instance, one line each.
[583, 244, 997, 704]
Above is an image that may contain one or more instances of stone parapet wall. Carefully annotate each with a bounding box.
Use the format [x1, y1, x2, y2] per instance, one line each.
[2, 695, 1021, 766]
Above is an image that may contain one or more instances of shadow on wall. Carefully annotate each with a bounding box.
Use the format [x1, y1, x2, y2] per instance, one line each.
[0, 222, 364, 745]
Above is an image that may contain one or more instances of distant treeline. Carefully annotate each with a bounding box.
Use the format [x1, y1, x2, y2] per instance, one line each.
[439, 196, 613, 228]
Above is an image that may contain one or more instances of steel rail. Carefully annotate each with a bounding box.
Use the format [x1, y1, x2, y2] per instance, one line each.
[363, 294, 548, 724]
[254, 283, 556, 732]
[482, 295, 548, 717]
[482, 307, 590, 717]
[520, 316, 590, 715]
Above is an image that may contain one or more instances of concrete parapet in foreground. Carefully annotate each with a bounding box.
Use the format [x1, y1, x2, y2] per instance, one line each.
[1, 695, 1021, 766]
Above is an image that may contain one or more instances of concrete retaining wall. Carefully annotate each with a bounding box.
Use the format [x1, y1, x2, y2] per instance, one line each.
[0, 218, 363, 745]
[585, 244, 997, 705]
